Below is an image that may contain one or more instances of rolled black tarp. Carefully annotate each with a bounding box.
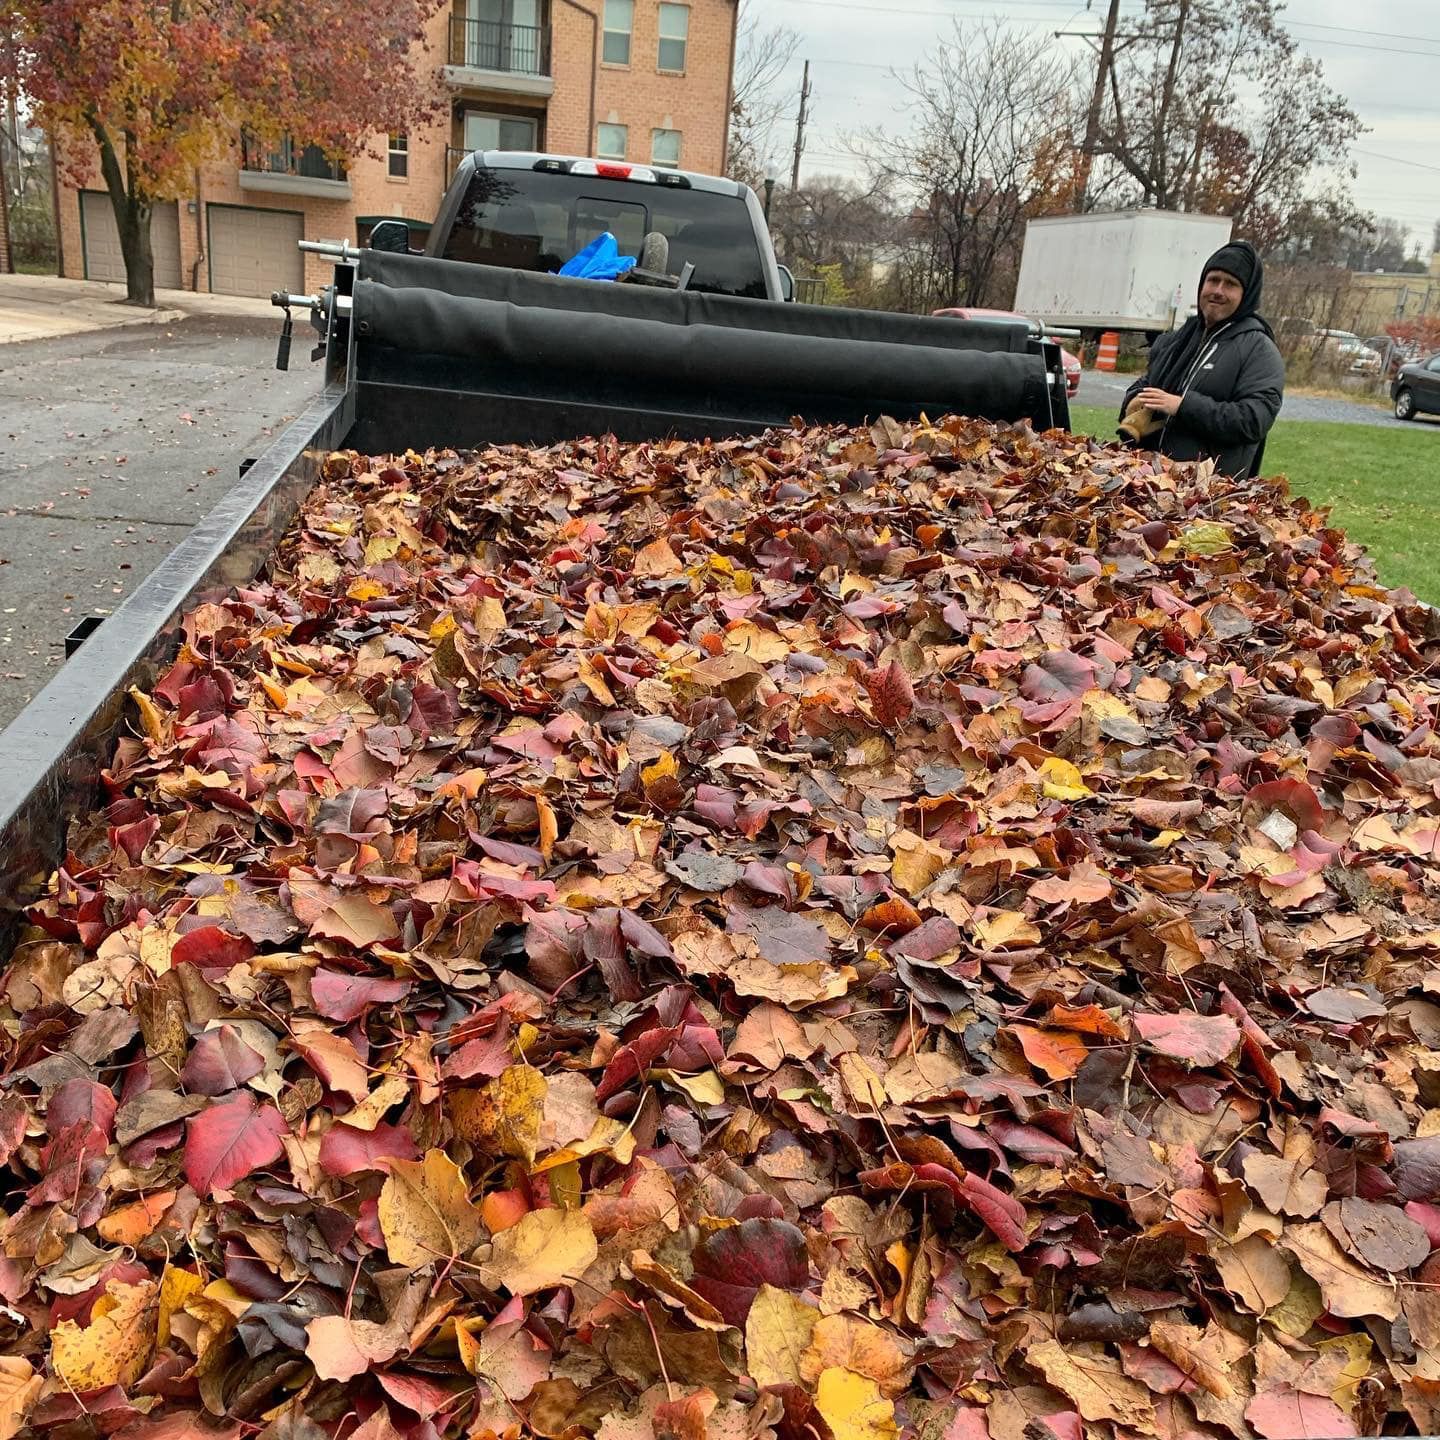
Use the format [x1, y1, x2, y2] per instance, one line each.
[350, 274, 1052, 430]
[356, 249, 1033, 356]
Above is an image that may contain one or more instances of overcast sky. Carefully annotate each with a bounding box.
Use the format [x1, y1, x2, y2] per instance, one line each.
[759, 0, 1440, 254]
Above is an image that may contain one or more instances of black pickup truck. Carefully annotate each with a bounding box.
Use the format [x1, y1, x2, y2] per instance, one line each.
[0, 150, 1071, 921]
[417, 149, 792, 302]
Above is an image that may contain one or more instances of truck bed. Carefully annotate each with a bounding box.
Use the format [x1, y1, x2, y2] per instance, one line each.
[0, 248, 1069, 932]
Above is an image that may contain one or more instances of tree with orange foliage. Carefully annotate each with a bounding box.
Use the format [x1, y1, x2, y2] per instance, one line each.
[4, 0, 444, 306]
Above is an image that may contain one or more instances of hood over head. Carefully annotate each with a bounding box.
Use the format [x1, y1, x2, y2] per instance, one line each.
[1199, 239, 1265, 324]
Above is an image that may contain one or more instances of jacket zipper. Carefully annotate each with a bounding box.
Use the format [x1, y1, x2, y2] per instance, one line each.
[1159, 321, 1231, 449]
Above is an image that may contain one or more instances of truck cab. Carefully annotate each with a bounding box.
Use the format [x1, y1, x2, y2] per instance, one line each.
[400, 150, 791, 302]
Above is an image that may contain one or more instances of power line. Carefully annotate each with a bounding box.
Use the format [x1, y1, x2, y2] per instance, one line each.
[1287, 19, 1440, 46]
[1356, 148, 1440, 176]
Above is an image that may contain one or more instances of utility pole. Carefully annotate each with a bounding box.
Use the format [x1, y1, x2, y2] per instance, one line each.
[1076, 0, 1121, 212]
[1153, 0, 1191, 206]
[790, 60, 810, 192]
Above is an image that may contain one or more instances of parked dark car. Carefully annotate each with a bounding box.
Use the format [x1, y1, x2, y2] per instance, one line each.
[1392, 353, 1440, 421]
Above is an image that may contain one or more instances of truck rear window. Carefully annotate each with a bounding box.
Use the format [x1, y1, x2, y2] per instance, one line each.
[438, 168, 769, 299]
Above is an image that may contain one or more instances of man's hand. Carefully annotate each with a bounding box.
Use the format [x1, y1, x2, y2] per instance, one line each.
[1135, 387, 1183, 415]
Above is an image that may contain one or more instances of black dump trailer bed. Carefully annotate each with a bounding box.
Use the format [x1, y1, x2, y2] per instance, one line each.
[0, 247, 1070, 936]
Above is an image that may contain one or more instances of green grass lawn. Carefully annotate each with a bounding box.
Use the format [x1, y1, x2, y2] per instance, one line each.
[1067, 403, 1440, 603]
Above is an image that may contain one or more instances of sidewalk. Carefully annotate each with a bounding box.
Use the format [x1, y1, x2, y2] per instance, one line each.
[0, 272, 276, 344]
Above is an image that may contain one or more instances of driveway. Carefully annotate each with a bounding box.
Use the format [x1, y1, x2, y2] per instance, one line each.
[1076, 369, 1437, 429]
[0, 317, 317, 730]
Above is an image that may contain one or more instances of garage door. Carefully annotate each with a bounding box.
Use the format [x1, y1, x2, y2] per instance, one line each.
[208, 205, 304, 297]
[81, 193, 182, 290]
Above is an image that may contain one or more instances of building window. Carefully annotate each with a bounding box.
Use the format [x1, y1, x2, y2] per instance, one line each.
[602, 0, 632, 65]
[463, 111, 540, 152]
[388, 133, 408, 179]
[657, 3, 688, 71]
[597, 123, 628, 161]
[652, 128, 681, 169]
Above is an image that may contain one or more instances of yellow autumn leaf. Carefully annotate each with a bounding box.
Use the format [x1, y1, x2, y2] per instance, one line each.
[1036, 756, 1093, 801]
[530, 1114, 636, 1173]
[815, 1367, 899, 1440]
[377, 1149, 485, 1267]
[475, 594, 508, 641]
[157, 1266, 205, 1347]
[972, 909, 1042, 950]
[492, 1065, 548, 1164]
[344, 1071, 410, 1131]
[428, 610, 457, 641]
[0, 1357, 40, 1440]
[1082, 690, 1137, 722]
[489, 1207, 598, 1296]
[50, 1279, 158, 1392]
[839, 1052, 888, 1111]
[658, 1069, 725, 1105]
[746, 1284, 820, 1388]
[642, 751, 679, 786]
[363, 534, 402, 565]
[578, 655, 616, 706]
[127, 687, 168, 746]
[889, 830, 952, 897]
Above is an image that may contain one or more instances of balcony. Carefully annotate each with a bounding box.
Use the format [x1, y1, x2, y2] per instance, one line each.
[240, 137, 352, 200]
[443, 18, 554, 98]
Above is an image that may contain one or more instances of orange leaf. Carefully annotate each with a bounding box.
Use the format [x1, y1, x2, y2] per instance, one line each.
[1011, 1024, 1088, 1081]
[96, 1190, 178, 1246]
[860, 896, 923, 934]
[1046, 1003, 1127, 1040]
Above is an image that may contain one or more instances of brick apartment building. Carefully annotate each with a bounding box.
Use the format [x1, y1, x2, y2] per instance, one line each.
[57, 0, 739, 297]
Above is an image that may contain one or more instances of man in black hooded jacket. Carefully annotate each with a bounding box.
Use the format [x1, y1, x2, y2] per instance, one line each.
[1118, 239, 1285, 479]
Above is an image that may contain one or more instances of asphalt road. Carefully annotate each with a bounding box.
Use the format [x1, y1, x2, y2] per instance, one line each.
[0, 318, 318, 730]
[1076, 369, 1438, 428]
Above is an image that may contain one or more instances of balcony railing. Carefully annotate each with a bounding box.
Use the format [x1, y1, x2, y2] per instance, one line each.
[448, 17, 549, 76]
[241, 136, 346, 182]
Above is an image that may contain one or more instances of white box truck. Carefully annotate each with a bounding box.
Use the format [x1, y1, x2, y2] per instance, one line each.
[1012, 209, 1233, 339]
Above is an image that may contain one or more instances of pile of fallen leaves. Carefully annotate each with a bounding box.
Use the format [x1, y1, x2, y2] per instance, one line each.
[7, 415, 1440, 1440]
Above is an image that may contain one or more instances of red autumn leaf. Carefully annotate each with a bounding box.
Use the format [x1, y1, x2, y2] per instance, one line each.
[1245, 1388, 1357, 1440]
[1133, 1012, 1241, 1068]
[318, 1121, 420, 1178]
[688, 1218, 809, 1326]
[376, 1370, 458, 1416]
[310, 969, 414, 1023]
[959, 1172, 1028, 1252]
[171, 924, 255, 969]
[183, 1092, 289, 1196]
[865, 661, 915, 727]
[47, 1079, 117, 1140]
[1021, 650, 1096, 703]
[1243, 778, 1329, 833]
[180, 1026, 266, 1096]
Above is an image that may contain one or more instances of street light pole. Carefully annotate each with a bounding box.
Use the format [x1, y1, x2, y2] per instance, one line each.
[763, 174, 776, 222]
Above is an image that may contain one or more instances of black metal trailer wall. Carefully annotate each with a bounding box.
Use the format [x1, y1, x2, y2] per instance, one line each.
[0, 385, 353, 941]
